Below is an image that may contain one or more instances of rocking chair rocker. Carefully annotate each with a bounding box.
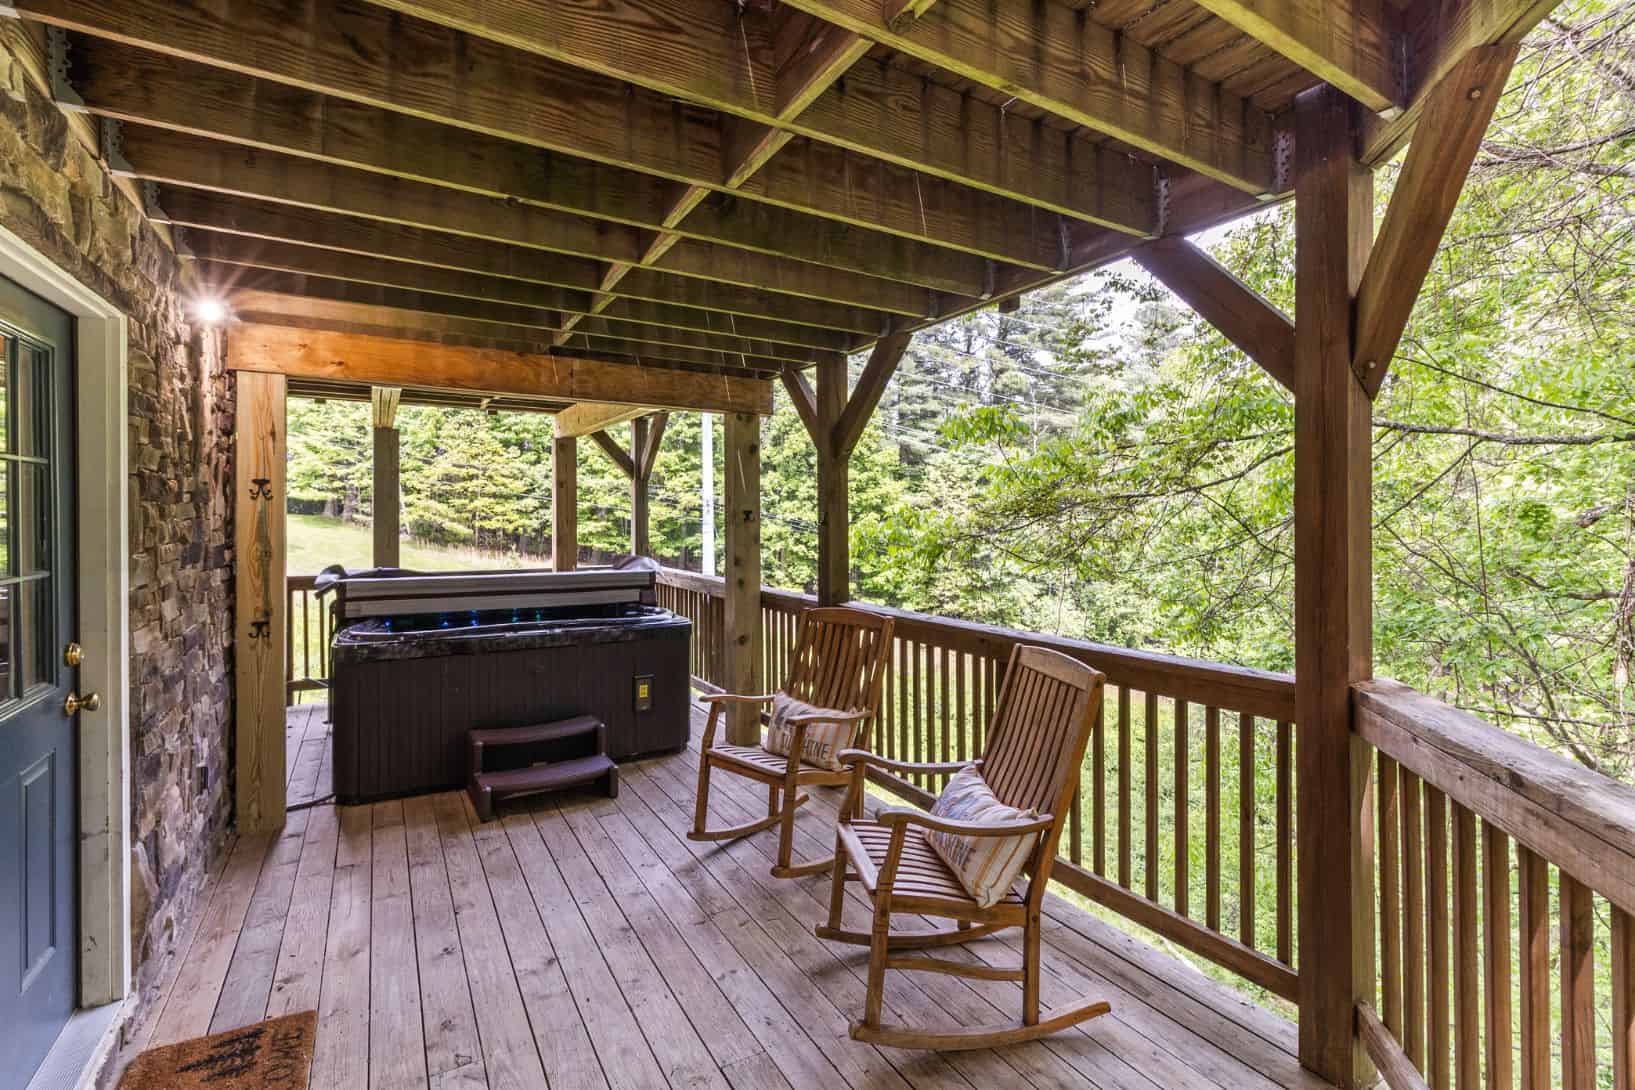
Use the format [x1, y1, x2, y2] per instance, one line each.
[689, 606, 893, 878]
[817, 643, 1111, 1050]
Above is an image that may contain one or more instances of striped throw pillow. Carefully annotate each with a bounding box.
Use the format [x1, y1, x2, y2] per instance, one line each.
[764, 694, 856, 771]
[925, 765, 1040, 907]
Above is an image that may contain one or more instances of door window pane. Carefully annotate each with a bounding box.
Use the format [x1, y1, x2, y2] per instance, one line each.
[16, 463, 48, 576]
[15, 345, 50, 458]
[0, 585, 13, 701]
[17, 578, 50, 693]
[0, 466, 9, 578]
[0, 337, 10, 454]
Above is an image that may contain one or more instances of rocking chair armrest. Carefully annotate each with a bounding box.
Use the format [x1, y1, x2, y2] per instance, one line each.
[785, 708, 870, 726]
[699, 692, 780, 705]
[837, 751, 974, 778]
[874, 807, 1056, 839]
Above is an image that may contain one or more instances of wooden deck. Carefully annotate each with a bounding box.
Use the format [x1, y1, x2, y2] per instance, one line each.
[112, 704, 1328, 1090]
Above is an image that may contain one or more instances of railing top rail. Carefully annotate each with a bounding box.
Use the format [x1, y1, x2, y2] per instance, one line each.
[656, 567, 1296, 720]
[289, 573, 319, 589]
[1355, 678, 1635, 914]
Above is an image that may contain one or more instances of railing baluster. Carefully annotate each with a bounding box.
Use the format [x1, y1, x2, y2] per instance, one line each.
[955, 650, 968, 765]
[938, 643, 950, 764]
[1118, 687, 1132, 891]
[1276, 718, 1293, 967]
[1516, 844, 1549, 1090]
[1452, 804, 1478, 1090]
[1145, 691, 1160, 903]
[1379, 752, 1402, 1035]
[1427, 785, 1451, 1090]
[910, 639, 923, 778]
[1402, 768, 1426, 1071]
[1614, 905, 1634, 1090]
[1238, 711, 1255, 949]
[1206, 705, 1220, 932]
[1092, 685, 1106, 877]
[1176, 698, 1189, 918]
[1561, 873, 1595, 1090]
[1482, 822, 1512, 1090]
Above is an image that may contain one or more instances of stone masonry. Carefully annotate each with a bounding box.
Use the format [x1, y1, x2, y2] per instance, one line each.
[0, 27, 236, 1012]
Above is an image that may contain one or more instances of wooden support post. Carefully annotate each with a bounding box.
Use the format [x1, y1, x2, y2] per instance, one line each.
[553, 434, 577, 571]
[816, 352, 849, 606]
[370, 385, 401, 567]
[723, 411, 762, 744]
[233, 369, 287, 834]
[631, 415, 652, 556]
[629, 412, 669, 556]
[1293, 85, 1376, 1090]
[802, 333, 912, 606]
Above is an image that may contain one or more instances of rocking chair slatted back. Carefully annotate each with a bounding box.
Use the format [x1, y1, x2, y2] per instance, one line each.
[981, 646, 1104, 821]
[783, 607, 894, 746]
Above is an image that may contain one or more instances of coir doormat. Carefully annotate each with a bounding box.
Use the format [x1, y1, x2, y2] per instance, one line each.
[119, 1010, 316, 1090]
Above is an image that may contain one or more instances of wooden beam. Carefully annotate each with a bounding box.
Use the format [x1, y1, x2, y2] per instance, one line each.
[72, 38, 1019, 288]
[351, 0, 1156, 232]
[723, 410, 763, 742]
[120, 127, 944, 318]
[1190, 0, 1403, 116]
[156, 185, 895, 336]
[559, 403, 650, 442]
[199, 261, 797, 372]
[1293, 84, 1376, 1090]
[185, 233, 824, 364]
[773, 0, 1277, 194]
[1353, 45, 1517, 397]
[779, 366, 819, 441]
[30, 0, 1153, 249]
[1133, 238, 1296, 391]
[232, 369, 286, 833]
[589, 428, 637, 478]
[552, 435, 577, 571]
[834, 333, 910, 457]
[1361, 0, 1557, 166]
[226, 325, 775, 416]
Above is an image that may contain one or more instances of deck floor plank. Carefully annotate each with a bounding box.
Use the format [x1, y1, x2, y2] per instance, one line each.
[267, 801, 340, 1019]
[402, 795, 490, 1090]
[311, 803, 373, 1090]
[148, 830, 273, 1046]
[430, 793, 555, 1090]
[118, 704, 1330, 1090]
[363, 801, 426, 1090]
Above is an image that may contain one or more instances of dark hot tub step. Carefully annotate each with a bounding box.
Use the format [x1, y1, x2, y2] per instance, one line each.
[469, 714, 602, 763]
[470, 754, 617, 822]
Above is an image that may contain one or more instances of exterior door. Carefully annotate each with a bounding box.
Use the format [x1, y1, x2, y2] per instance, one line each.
[0, 276, 78, 1090]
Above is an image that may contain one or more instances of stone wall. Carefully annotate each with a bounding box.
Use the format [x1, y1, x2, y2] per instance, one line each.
[0, 27, 236, 1007]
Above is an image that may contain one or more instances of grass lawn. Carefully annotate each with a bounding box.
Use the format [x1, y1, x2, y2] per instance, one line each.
[286, 513, 547, 576]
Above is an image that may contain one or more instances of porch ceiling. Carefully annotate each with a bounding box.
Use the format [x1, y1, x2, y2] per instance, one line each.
[18, 0, 1560, 393]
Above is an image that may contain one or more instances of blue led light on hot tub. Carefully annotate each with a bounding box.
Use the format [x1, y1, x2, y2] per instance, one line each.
[438, 615, 452, 629]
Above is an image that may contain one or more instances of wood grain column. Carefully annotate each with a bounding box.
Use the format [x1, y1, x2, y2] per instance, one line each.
[371, 386, 401, 567]
[816, 352, 849, 606]
[1293, 84, 1376, 1090]
[233, 369, 287, 834]
[553, 434, 577, 571]
[723, 411, 762, 744]
[631, 415, 651, 556]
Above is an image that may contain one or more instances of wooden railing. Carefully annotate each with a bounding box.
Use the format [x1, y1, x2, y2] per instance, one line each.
[655, 568, 1301, 1001]
[286, 574, 333, 703]
[1355, 680, 1635, 1090]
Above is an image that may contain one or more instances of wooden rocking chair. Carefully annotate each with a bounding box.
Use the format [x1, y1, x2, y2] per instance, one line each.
[689, 606, 894, 878]
[817, 643, 1110, 1050]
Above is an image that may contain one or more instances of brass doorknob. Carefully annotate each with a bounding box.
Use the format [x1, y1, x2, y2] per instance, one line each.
[63, 642, 83, 667]
[64, 691, 101, 716]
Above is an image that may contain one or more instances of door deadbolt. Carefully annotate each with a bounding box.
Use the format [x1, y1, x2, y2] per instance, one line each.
[63, 642, 83, 667]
